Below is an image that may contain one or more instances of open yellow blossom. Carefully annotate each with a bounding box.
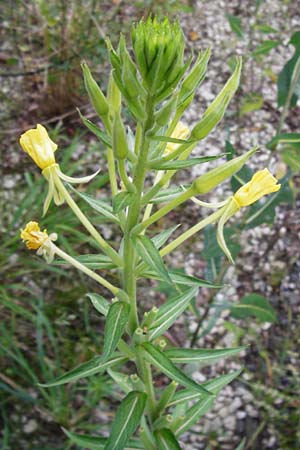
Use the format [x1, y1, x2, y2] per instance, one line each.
[217, 169, 281, 263]
[233, 168, 281, 207]
[20, 124, 57, 170]
[20, 221, 57, 262]
[164, 122, 190, 154]
[20, 124, 99, 215]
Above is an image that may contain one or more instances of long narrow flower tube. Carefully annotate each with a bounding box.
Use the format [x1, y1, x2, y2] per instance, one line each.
[20, 124, 123, 267]
[20, 221, 120, 296]
[217, 169, 281, 262]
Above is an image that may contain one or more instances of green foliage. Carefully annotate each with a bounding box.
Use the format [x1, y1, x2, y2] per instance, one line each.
[277, 31, 300, 108]
[231, 294, 277, 323]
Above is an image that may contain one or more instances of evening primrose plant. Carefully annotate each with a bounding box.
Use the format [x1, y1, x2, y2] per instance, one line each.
[20, 17, 280, 449]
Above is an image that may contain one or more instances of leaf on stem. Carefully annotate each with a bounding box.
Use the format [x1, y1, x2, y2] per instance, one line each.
[154, 428, 182, 450]
[132, 235, 173, 285]
[113, 191, 135, 213]
[104, 391, 147, 450]
[165, 346, 246, 365]
[77, 109, 112, 147]
[39, 354, 127, 387]
[87, 293, 110, 316]
[141, 343, 212, 396]
[103, 302, 131, 360]
[148, 287, 199, 340]
[149, 155, 225, 170]
[63, 428, 144, 450]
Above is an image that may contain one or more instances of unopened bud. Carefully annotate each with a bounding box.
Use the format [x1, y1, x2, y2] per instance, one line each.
[193, 147, 257, 194]
[81, 62, 109, 118]
[112, 113, 128, 160]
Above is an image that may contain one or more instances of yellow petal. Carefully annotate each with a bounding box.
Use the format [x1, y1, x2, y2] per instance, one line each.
[234, 168, 280, 207]
[20, 124, 57, 170]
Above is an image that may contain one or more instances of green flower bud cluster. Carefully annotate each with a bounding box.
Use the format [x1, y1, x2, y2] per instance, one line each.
[131, 17, 187, 102]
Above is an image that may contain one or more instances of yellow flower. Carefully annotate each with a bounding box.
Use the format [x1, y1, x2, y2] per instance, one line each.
[164, 122, 190, 154]
[217, 169, 281, 263]
[19, 124, 99, 215]
[233, 168, 280, 207]
[20, 124, 57, 170]
[20, 221, 57, 262]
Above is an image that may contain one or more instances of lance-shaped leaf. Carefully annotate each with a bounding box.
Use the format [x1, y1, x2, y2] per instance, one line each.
[141, 343, 212, 396]
[235, 439, 246, 450]
[104, 391, 147, 450]
[141, 269, 222, 288]
[113, 191, 135, 213]
[149, 155, 224, 170]
[230, 294, 277, 323]
[132, 235, 172, 285]
[103, 302, 130, 360]
[78, 109, 112, 147]
[151, 225, 180, 250]
[87, 293, 110, 316]
[148, 287, 198, 340]
[165, 346, 246, 365]
[70, 186, 119, 224]
[190, 57, 242, 141]
[39, 354, 127, 387]
[168, 369, 242, 407]
[63, 429, 144, 450]
[172, 370, 242, 436]
[154, 428, 182, 450]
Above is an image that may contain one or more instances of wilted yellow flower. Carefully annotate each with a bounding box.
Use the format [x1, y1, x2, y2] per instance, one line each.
[233, 168, 280, 207]
[19, 124, 99, 215]
[21, 221, 57, 262]
[20, 124, 57, 170]
[164, 122, 190, 154]
[217, 169, 281, 263]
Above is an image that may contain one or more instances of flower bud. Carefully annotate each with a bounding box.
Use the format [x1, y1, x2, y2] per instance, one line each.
[112, 112, 128, 160]
[193, 147, 257, 194]
[81, 62, 109, 119]
[179, 48, 211, 105]
[131, 17, 186, 99]
[20, 124, 57, 170]
[154, 93, 178, 127]
[107, 70, 121, 117]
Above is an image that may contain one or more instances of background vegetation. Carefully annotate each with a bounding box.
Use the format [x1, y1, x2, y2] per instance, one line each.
[1, 1, 299, 449]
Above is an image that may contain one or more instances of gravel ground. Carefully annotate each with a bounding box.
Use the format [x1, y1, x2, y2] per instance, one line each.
[1, 1, 300, 449]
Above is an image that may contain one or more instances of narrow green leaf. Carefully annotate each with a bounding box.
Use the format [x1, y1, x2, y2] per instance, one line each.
[113, 191, 135, 213]
[39, 354, 127, 387]
[190, 57, 242, 140]
[70, 187, 119, 223]
[165, 346, 246, 365]
[150, 186, 189, 204]
[266, 132, 300, 150]
[104, 391, 147, 450]
[149, 155, 224, 170]
[174, 396, 214, 436]
[132, 235, 172, 285]
[86, 293, 110, 316]
[252, 40, 281, 56]
[78, 109, 112, 147]
[151, 225, 180, 250]
[168, 369, 242, 407]
[277, 31, 300, 108]
[63, 429, 144, 450]
[225, 13, 244, 38]
[141, 343, 212, 396]
[54, 254, 116, 269]
[142, 269, 222, 288]
[103, 302, 130, 360]
[148, 287, 199, 340]
[155, 428, 182, 450]
[282, 144, 300, 172]
[230, 294, 277, 323]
